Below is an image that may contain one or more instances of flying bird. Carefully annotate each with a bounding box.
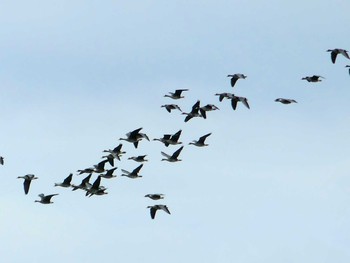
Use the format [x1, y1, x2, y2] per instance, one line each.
[227, 74, 247, 88]
[231, 95, 250, 110]
[103, 144, 126, 161]
[77, 160, 108, 175]
[182, 100, 202, 122]
[302, 75, 325, 82]
[72, 174, 92, 191]
[119, 127, 149, 148]
[54, 173, 73, 188]
[35, 193, 58, 204]
[327, 48, 350, 64]
[85, 176, 107, 197]
[215, 92, 234, 102]
[189, 133, 212, 147]
[145, 194, 164, 200]
[161, 104, 182, 113]
[17, 174, 38, 195]
[153, 130, 182, 147]
[0, 156, 4, 165]
[128, 155, 148, 162]
[346, 65, 350, 75]
[164, 89, 189, 99]
[275, 98, 297, 104]
[147, 205, 171, 219]
[199, 104, 219, 119]
[121, 164, 144, 179]
[100, 167, 118, 179]
[161, 146, 184, 162]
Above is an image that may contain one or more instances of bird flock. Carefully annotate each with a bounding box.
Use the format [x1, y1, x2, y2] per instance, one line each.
[4, 47, 350, 219]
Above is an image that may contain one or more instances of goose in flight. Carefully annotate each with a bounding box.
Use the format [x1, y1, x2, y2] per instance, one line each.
[182, 100, 202, 122]
[153, 134, 172, 146]
[199, 104, 219, 119]
[72, 174, 92, 191]
[35, 193, 58, 204]
[119, 127, 149, 148]
[85, 176, 107, 197]
[161, 104, 182, 113]
[164, 89, 189, 99]
[275, 98, 297, 104]
[154, 130, 182, 147]
[215, 92, 234, 102]
[227, 74, 247, 88]
[231, 95, 250, 110]
[302, 75, 325, 82]
[0, 156, 3, 165]
[101, 154, 115, 167]
[327, 48, 350, 64]
[77, 160, 108, 175]
[145, 194, 164, 200]
[54, 173, 73, 188]
[17, 174, 38, 195]
[346, 65, 350, 75]
[161, 146, 184, 162]
[147, 205, 171, 219]
[189, 133, 212, 147]
[166, 130, 182, 146]
[103, 144, 126, 161]
[100, 167, 118, 179]
[128, 155, 148, 162]
[121, 164, 143, 179]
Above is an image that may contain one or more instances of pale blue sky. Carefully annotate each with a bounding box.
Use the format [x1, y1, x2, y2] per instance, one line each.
[0, 1, 350, 262]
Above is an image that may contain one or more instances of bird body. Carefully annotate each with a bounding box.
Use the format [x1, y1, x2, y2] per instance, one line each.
[302, 75, 325, 82]
[200, 104, 219, 119]
[103, 144, 126, 161]
[164, 89, 188, 99]
[17, 174, 38, 194]
[182, 100, 202, 122]
[85, 176, 107, 197]
[227, 74, 247, 87]
[161, 104, 182, 113]
[145, 194, 164, 200]
[161, 146, 184, 162]
[128, 155, 148, 162]
[154, 130, 182, 147]
[54, 173, 73, 188]
[327, 48, 350, 63]
[119, 128, 149, 148]
[275, 98, 297, 104]
[215, 92, 234, 102]
[231, 95, 250, 110]
[100, 167, 118, 179]
[35, 193, 58, 204]
[72, 174, 92, 191]
[147, 205, 171, 219]
[121, 164, 143, 178]
[189, 133, 212, 147]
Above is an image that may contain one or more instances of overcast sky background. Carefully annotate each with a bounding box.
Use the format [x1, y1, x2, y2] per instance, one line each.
[0, 0, 350, 262]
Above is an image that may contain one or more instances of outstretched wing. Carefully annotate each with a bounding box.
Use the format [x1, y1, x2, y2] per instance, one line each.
[231, 97, 238, 110]
[133, 164, 143, 174]
[172, 146, 184, 159]
[150, 207, 157, 219]
[231, 76, 238, 87]
[159, 205, 171, 215]
[23, 179, 31, 195]
[198, 133, 211, 144]
[161, 152, 171, 159]
[63, 173, 73, 185]
[331, 51, 337, 64]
